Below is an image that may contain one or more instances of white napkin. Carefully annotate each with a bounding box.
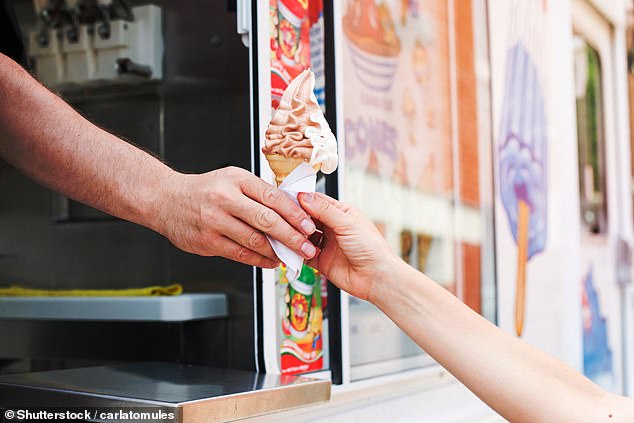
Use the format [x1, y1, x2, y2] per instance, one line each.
[266, 162, 317, 281]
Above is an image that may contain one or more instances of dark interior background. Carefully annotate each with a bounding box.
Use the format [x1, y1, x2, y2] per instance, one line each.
[0, 0, 256, 373]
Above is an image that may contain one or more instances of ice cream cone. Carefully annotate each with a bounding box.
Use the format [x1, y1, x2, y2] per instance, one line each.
[263, 70, 338, 178]
[266, 154, 319, 187]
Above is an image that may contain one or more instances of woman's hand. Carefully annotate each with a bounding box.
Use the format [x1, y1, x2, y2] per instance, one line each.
[298, 192, 400, 301]
[300, 194, 634, 423]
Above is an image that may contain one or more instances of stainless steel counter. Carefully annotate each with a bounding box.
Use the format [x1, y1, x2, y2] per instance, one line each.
[0, 362, 331, 422]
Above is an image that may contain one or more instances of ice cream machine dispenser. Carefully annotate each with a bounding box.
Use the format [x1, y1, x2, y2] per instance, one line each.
[28, 0, 162, 86]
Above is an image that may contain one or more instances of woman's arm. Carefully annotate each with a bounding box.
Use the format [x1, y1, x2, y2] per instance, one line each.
[0, 53, 319, 266]
[299, 192, 634, 423]
[374, 263, 631, 422]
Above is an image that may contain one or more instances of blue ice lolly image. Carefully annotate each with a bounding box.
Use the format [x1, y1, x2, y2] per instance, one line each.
[498, 43, 548, 336]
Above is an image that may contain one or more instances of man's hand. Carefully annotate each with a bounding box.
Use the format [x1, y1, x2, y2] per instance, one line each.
[158, 167, 318, 268]
[0, 53, 317, 268]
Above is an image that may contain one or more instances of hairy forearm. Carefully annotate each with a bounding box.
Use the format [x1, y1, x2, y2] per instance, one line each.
[371, 260, 629, 422]
[0, 54, 175, 233]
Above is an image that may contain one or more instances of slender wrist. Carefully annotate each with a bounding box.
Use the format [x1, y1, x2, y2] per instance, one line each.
[368, 256, 414, 307]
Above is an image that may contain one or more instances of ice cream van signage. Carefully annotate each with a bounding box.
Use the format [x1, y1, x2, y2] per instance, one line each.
[269, 0, 329, 375]
[342, 0, 452, 192]
[496, 2, 549, 337]
[279, 265, 326, 374]
[343, 0, 401, 92]
[345, 117, 398, 163]
[582, 267, 614, 387]
[270, 0, 325, 110]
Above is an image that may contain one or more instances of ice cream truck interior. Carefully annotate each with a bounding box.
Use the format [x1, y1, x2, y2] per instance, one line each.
[1, 0, 634, 421]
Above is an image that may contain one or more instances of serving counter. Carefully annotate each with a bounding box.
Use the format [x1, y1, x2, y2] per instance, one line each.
[0, 362, 331, 422]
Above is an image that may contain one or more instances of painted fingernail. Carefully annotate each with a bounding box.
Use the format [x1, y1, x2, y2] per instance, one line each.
[300, 219, 316, 235]
[301, 241, 317, 258]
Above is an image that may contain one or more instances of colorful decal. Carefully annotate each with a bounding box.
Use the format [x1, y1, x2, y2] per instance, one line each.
[498, 44, 548, 259]
[342, 0, 486, 367]
[582, 268, 613, 388]
[270, 0, 325, 111]
[343, 0, 401, 91]
[497, 1, 549, 336]
[269, 0, 327, 374]
[278, 265, 327, 375]
[342, 0, 452, 192]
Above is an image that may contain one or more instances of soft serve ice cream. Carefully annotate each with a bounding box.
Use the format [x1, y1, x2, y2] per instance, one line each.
[262, 69, 338, 281]
[263, 69, 338, 185]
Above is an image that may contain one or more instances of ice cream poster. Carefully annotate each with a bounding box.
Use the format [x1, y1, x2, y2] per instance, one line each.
[276, 265, 328, 375]
[492, 0, 549, 337]
[341, 0, 453, 193]
[268, 0, 328, 375]
[269, 0, 325, 111]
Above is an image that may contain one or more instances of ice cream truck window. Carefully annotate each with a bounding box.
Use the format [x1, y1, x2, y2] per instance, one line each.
[339, 0, 494, 379]
[574, 36, 608, 235]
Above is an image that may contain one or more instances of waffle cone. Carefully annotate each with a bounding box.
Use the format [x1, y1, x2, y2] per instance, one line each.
[266, 154, 319, 187]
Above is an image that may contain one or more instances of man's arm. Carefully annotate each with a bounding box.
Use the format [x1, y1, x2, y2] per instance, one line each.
[0, 53, 317, 266]
[299, 192, 634, 423]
